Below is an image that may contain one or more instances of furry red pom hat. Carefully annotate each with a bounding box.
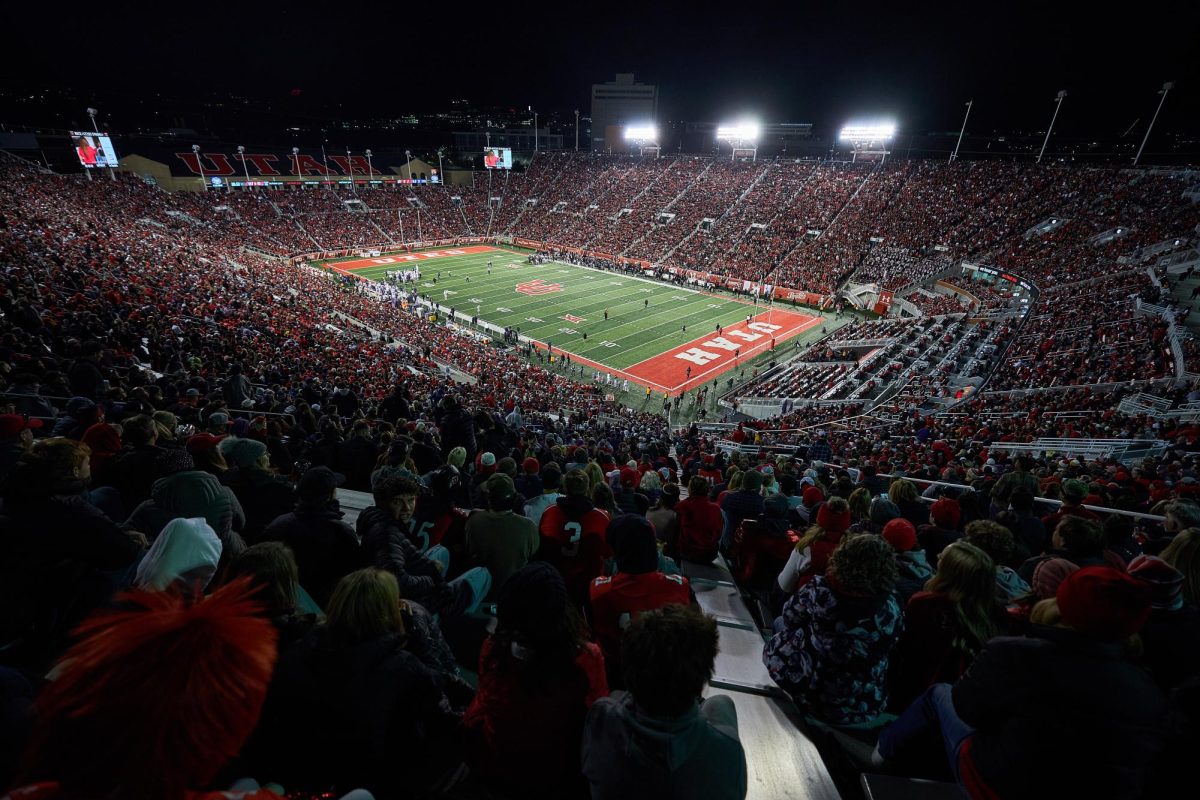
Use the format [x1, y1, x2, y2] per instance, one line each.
[816, 502, 851, 534]
[25, 578, 277, 799]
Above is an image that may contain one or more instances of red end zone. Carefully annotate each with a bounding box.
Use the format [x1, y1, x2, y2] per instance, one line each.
[627, 309, 822, 394]
[329, 245, 500, 276]
[533, 309, 822, 397]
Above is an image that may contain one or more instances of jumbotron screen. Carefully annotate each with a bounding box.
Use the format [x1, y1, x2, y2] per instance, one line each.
[70, 131, 119, 169]
[483, 148, 512, 170]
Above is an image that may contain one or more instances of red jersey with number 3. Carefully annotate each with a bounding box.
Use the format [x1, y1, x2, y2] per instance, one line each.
[589, 571, 691, 678]
[539, 503, 612, 605]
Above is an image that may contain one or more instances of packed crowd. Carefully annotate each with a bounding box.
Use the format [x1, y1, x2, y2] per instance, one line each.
[1, 152, 1199, 799]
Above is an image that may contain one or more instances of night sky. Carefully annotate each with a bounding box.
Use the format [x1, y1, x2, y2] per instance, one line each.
[3, 1, 1197, 136]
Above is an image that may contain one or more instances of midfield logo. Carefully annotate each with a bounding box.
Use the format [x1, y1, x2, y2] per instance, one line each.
[515, 279, 563, 296]
[563, 314, 585, 323]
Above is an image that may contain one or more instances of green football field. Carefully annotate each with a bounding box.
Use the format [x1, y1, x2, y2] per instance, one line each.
[319, 245, 831, 395]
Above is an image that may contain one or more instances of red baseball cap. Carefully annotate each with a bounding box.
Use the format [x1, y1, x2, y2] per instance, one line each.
[0, 414, 44, 438]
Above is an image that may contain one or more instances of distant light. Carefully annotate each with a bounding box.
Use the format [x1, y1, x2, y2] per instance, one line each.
[716, 120, 760, 142]
[839, 123, 896, 141]
[624, 125, 658, 141]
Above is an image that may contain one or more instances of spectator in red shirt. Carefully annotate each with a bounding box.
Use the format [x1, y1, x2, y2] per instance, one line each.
[675, 475, 725, 564]
[538, 468, 613, 608]
[588, 514, 692, 686]
[465, 562, 608, 798]
[1040, 479, 1100, 536]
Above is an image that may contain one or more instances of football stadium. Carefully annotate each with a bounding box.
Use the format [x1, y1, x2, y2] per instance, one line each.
[1, 5, 1198, 800]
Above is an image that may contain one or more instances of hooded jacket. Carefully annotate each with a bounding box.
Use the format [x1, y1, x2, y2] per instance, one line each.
[582, 692, 747, 800]
[127, 469, 245, 544]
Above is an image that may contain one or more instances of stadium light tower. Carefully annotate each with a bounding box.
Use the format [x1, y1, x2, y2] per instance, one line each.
[838, 122, 897, 162]
[575, 109, 580, 152]
[716, 120, 760, 161]
[291, 147, 301, 187]
[950, 101, 973, 163]
[624, 124, 660, 157]
[1037, 90, 1067, 164]
[192, 144, 206, 192]
[405, 149, 414, 183]
[346, 147, 357, 194]
[1134, 81, 1175, 166]
[236, 145, 249, 191]
[529, 105, 538, 152]
[364, 149, 374, 182]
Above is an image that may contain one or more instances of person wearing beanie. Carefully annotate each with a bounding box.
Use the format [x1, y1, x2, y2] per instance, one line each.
[220, 436, 295, 544]
[514, 456, 544, 500]
[1005, 557, 1079, 631]
[719, 468, 765, 551]
[524, 463, 564, 527]
[614, 467, 651, 516]
[777, 496, 853, 594]
[674, 475, 725, 564]
[876, 564, 1168, 800]
[698, 454, 723, 487]
[864, 496, 901, 534]
[583, 605, 747, 800]
[883, 517, 934, 606]
[446, 445, 468, 471]
[538, 469, 613, 607]
[765, 534, 902, 725]
[469, 451, 500, 508]
[588, 515, 692, 687]
[796, 484, 825, 526]
[918, 496, 963, 561]
[888, 541, 1003, 711]
[1128, 554, 1200, 690]
[8, 578, 289, 800]
[261, 466, 360, 609]
[466, 473, 540, 601]
[465, 562, 608, 798]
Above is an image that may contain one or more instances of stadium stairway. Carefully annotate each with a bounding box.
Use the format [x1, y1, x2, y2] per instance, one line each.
[337, 487, 843, 799]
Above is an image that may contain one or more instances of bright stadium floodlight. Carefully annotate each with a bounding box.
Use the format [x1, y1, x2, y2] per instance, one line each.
[716, 120, 760, 162]
[624, 124, 658, 142]
[839, 122, 897, 141]
[716, 120, 760, 143]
